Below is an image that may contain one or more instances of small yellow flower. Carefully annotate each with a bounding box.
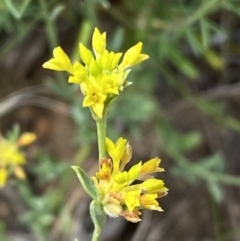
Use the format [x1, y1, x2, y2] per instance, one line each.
[139, 193, 163, 211]
[82, 84, 107, 118]
[106, 137, 127, 172]
[139, 157, 165, 180]
[0, 132, 36, 187]
[100, 75, 119, 95]
[118, 42, 149, 71]
[42, 47, 74, 74]
[92, 137, 168, 222]
[43, 27, 149, 119]
[96, 158, 112, 180]
[123, 190, 141, 211]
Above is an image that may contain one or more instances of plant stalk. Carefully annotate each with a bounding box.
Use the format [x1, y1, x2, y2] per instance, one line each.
[96, 111, 107, 161]
[90, 200, 106, 241]
[92, 227, 103, 241]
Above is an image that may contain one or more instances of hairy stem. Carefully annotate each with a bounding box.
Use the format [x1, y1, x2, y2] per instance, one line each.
[90, 200, 106, 241]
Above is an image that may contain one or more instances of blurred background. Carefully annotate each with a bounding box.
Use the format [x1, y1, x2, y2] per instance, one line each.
[1, 0, 240, 240]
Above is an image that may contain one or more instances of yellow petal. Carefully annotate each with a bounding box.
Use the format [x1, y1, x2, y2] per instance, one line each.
[14, 166, 26, 180]
[79, 43, 94, 66]
[132, 54, 149, 66]
[106, 137, 127, 172]
[106, 137, 115, 157]
[128, 162, 142, 181]
[141, 179, 166, 193]
[124, 190, 141, 211]
[43, 47, 74, 74]
[92, 28, 106, 56]
[100, 51, 122, 71]
[89, 59, 101, 76]
[110, 52, 123, 70]
[83, 85, 107, 107]
[114, 171, 129, 184]
[100, 75, 119, 95]
[92, 103, 105, 118]
[115, 162, 141, 186]
[119, 42, 149, 70]
[0, 140, 25, 165]
[140, 193, 163, 211]
[141, 157, 164, 174]
[18, 133, 36, 146]
[0, 168, 7, 188]
[68, 62, 87, 84]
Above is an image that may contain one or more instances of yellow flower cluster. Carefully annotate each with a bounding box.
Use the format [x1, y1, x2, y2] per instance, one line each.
[92, 137, 168, 222]
[0, 133, 36, 187]
[43, 28, 149, 118]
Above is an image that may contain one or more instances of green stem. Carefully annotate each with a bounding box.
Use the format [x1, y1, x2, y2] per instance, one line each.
[90, 200, 106, 241]
[85, 0, 98, 27]
[92, 226, 103, 241]
[96, 111, 107, 160]
[90, 109, 108, 241]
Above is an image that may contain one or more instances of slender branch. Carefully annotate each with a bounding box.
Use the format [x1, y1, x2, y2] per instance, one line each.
[96, 111, 107, 161]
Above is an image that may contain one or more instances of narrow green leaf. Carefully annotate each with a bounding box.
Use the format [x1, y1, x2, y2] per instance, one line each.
[207, 181, 224, 203]
[97, 0, 110, 9]
[50, 4, 65, 21]
[171, 166, 197, 184]
[179, 131, 203, 152]
[71, 166, 97, 200]
[90, 200, 106, 230]
[200, 18, 209, 49]
[192, 97, 240, 132]
[198, 154, 225, 172]
[4, 0, 31, 19]
[185, 28, 202, 55]
[168, 46, 199, 80]
[6, 123, 20, 142]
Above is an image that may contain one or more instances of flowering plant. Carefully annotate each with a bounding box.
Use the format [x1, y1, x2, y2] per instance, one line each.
[91, 137, 168, 222]
[43, 28, 149, 119]
[0, 131, 36, 187]
[43, 27, 167, 241]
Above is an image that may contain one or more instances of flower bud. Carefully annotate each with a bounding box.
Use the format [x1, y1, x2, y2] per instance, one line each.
[120, 142, 132, 170]
[103, 203, 123, 218]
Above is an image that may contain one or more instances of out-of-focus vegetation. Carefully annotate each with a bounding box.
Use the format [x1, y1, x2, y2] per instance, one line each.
[1, 0, 240, 241]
